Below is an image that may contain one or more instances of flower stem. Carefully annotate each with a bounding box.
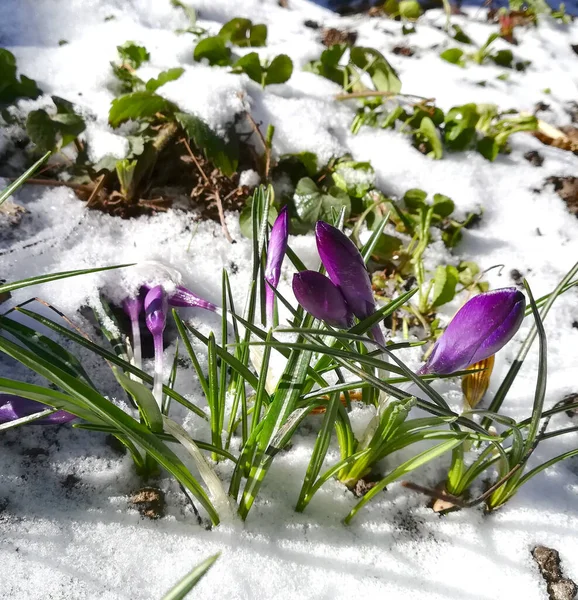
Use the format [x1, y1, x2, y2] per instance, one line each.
[153, 333, 164, 408]
[131, 318, 142, 371]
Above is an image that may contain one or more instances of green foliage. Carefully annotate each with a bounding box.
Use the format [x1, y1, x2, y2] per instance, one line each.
[176, 112, 239, 177]
[233, 52, 293, 86]
[303, 44, 350, 87]
[194, 36, 232, 66]
[440, 48, 465, 67]
[108, 91, 178, 127]
[349, 47, 402, 94]
[110, 42, 150, 93]
[26, 96, 86, 152]
[305, 45, 401, 94]
[219, 18, 267, 47]
[441, 32, 531, 71]
[431, 265, 459, 307]
[398, 0, 423, 19]
[0, 48, 42, 104]
[291, 177, 351, 234]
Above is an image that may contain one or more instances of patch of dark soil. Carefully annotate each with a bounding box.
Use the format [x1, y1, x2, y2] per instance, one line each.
[532, 546, 578, 600]
[392, 45, 415, 57]
[131, 486, 165, 519]
[546, 176, 578, 216]
[304, 20, 319, 29]
[322, 27, 357, 47]
[352, 478, 377, 498]
[524, 150, 544, 167]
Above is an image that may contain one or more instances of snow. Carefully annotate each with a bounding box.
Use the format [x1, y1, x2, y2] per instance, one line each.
[2, 1, 578, 599]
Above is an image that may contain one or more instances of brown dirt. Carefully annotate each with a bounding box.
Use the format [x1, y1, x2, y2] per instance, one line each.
[532, 546, 578, 600]
[131, 486, 165, 519]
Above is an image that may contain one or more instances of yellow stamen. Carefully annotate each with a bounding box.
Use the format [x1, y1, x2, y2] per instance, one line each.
[462, 354, 495, 409]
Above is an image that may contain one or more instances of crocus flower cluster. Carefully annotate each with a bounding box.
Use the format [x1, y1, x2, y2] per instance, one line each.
[293, 221, 384, 345]
[123, 282, 217, 407]
[264, 206, 289, 324]
[0, 394, 75, 425]
[420, 287, 526, 375]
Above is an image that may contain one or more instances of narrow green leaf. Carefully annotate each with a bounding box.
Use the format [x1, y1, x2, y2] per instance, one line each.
[344, 438, 464, 523]
[0, 264, 133, 296]
[0, 151, 51, 207]
[161, 553, 220, 600]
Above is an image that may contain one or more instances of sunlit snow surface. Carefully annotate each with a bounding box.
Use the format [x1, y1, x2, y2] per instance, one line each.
[2, 1, 578, 598]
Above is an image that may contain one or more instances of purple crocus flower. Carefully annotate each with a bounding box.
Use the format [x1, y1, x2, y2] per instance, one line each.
[314, 221, 384, 345]
[420, 288, 526, 375]
[144, 286, 168, 406]
[123, 294, 144, 370]
[0, 394, 75, 425]
[315, 221, 375, 320]
[293, 271, 354, 329]
[265, 206, 289, 323]
[169, 285, 217, 312]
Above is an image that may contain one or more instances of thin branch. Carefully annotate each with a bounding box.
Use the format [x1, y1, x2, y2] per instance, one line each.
[244, 111, 271, 179]
[180, 137, 234, 244]
[401, 481, 468, 508]
[335, 90, 435, 103]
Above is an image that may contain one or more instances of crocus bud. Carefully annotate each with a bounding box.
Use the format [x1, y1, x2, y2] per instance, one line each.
[420, 288, 526, 375]
[144, 286, 168, 338]
[292, 270, 354, 329]
[265, 206, 289, 323]
[169, 285, 217, 312]
[0, 394, 75, 425]
[315, 221, 375, 320]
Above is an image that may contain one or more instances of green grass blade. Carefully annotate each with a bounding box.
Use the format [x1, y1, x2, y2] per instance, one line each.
[0, 264, 134, 296]
[361, 212, 390, 264]
[161, 552, 220, 600]
[517, 449, 578, 488]
[0, 315, 95, 386]
[0, 336, 220, 524]
[172, 310, 210, 399]
[484, 261, 578, 427]
[185, 321, 262, 394]
[0, 408, 56, 430]
[163, 416, 232, 517]
[0, 151, 51, 207]
[114, 368, 163, 433]
[296, 392, 341, 512]
[521, 281, 547, 454]
[73, 422, 237, 463]
[0, 378, 105, 423]
[344, 438, 465, 524]
[16, 307, 207, 419]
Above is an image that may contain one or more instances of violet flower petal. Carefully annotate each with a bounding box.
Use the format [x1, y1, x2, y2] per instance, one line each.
[144, 285, 168, 338]
[0, 394, 75, 425]
[315, 221, 375, 320]
[421, 288, 526, 375]
[265, 206, 289, 322]
[292, 271, 354, 329]
[168, 285, 217, 312]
